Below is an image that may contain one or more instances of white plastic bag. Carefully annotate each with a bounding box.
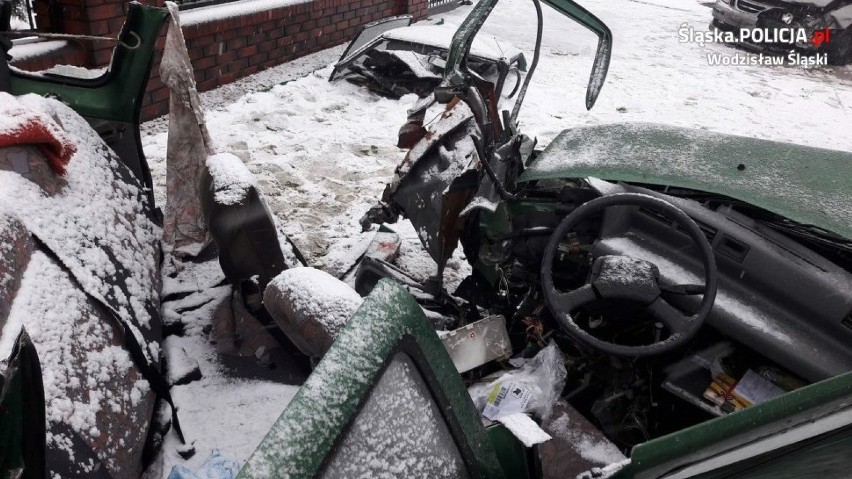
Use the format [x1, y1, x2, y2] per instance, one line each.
[468, 341, 567, 421]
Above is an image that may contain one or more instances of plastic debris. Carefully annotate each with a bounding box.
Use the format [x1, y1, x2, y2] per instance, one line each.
[160, 2, 213, 257]
[167, 450, 238, 479]
[438, 315, 512, 373]
[468, 342, 567, 421]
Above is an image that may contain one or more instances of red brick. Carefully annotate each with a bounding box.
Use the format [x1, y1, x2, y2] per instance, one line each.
[228, 37, 248, 50]
[87, 3, 124, 21]
[187, 34, 215, 49]
[218, 50, 237, 62]
[249, 51, 269, 65]
[192, 55, 217, 70]
[238, 45, 258, 57]
[108, 16, 126, 33]
[241, 65, 260, 77]
[149, 86, 170, 103]
[87, 19, 113, 35]
[197, 78, 218, 92]
[60, 19, 90, 35]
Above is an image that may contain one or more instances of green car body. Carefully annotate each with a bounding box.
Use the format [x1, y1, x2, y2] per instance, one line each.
[3, 0, 852, 477]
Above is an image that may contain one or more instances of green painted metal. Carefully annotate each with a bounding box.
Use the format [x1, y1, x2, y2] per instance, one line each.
[609, 370, 852, 479]
[475, 200, 558, 284]
[0, 332, 44, 479]
[442, 0, 499, 91]
[442, 0, 611, 108]
[9, 2, 169, 124]
[238, 279, 508, 478]
[520, 123, 852, 240]
[0, 365, 25, 478]
[485, 423, 539, 479]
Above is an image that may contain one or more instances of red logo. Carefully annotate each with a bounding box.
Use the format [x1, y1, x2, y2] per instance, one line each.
[810, 28, 831, 48]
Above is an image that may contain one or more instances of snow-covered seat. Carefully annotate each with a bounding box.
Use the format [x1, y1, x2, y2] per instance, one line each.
[202, 153, 291, 300]
[263, 267, 364, 359]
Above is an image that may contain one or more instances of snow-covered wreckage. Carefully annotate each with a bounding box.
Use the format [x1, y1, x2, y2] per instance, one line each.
[3, 0, 852, 478]
[329, 15, 527, 99]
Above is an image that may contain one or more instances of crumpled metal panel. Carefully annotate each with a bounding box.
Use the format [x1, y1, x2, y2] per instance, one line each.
[391, 99, 483, 272]
[17, 254, 157, 479]
[0, 97, 162, 477]
[539, 400, 626, 479]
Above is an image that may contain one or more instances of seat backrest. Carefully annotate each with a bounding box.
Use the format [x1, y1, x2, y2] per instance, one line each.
[201, 154, 287, 298]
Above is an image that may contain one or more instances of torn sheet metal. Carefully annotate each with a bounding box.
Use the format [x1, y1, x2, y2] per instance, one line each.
[331, 22, 526, 100]
[463, 132, 531, 216]
[383, 23, 524, 65]
[345, 50, 443, 99]
[388, 98, 483, 272]
[830, 5, 852, 28]
[330, 15, 414, 80]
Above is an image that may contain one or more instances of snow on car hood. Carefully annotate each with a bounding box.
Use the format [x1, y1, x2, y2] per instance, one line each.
[520, 122, 852, 240]
[383, 23, 524, 62]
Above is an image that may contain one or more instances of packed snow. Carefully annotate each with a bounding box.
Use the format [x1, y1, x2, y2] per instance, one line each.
[497, 413, 553, 447]
[179, 0, 311, 27]
[136, 0, 851, 474]
[8, 39, 68, 61]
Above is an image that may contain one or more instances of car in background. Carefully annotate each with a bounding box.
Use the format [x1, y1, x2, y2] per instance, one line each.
[711, 0, 852, 64]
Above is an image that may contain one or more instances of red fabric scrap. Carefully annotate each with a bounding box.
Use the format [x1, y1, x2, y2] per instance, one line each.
[0, 102, 76, 176]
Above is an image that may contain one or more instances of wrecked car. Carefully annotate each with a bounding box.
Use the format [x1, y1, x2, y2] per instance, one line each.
[2, 0, 852, 477]
[711, 0, 852, 64]
[247, 0, 852, 477]
[330, 15, 527, 99]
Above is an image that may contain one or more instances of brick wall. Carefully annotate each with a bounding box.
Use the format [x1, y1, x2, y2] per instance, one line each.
[30, 0, 146, 66]
[8, 41, 90, 71]
[14, 0, 429, 121]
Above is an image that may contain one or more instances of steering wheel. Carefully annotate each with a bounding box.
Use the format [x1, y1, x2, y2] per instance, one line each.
[541, 193, 718, 357]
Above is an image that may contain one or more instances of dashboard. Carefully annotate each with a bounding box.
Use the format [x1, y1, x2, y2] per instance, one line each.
[590, 181, 852, 382]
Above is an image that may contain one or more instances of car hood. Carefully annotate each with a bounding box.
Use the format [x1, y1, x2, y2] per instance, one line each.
[519, 123, 852, 240]
[383, 24, 524, 63]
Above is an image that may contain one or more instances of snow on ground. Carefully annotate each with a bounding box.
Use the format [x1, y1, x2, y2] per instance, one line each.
[483, 0, 852, 148]
[155, 261, 301, 477]
[144, 0, 852, 273]
[142, 0, 850, 474]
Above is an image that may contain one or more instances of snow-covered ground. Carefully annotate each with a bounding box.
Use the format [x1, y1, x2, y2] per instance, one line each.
[141, 0, 851, 474]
